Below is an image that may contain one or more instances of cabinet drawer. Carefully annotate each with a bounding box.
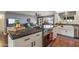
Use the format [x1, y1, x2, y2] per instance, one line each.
[14, 38, 32, 47]
[33, 32, 42, 37]
[14, 38, 26, 47]
[14, 35, 33, 47]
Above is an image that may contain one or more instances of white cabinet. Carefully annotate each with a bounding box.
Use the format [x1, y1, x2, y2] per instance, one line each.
[58, 25, 74, 37]
[8, 32, 42, 47]
[14, 35, 33, 47]
[33, 32, 42, 47]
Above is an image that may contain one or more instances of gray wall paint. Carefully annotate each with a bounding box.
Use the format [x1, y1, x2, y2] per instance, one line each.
[5, 12, 37, 24]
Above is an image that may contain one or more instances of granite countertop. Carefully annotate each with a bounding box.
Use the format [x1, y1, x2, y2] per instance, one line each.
[9, 27, 42, 40]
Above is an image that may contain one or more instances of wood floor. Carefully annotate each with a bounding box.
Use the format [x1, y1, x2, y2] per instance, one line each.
[1, 34, 79, 47]
[52, 35, 79, 47]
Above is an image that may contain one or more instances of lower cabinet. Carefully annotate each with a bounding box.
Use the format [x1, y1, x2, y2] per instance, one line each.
[14, 37, 32, 47]
[9, 32, 42, 47]
[58, 25, 74, 37]
[33, 32, 42, 47]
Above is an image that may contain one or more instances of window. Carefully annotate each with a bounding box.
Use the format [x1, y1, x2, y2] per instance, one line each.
[8, 18, 15, 24]
[70, 16, 74, 20]
[67, 16, 74, 20]
[64, 17, 66, 20]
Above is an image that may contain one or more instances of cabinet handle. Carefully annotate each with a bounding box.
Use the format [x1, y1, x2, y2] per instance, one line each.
[31, 42, 33, 47]
[24, 38, 30, 41]
[36, 34, 40, 36]
[31, 41, 36, 47]
[34, 41, 36, 46]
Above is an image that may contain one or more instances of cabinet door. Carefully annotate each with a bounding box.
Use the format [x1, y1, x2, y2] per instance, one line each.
[14, 35, 32, 47]
[14, 38, 26, 47]
[33, 32, 42, 47]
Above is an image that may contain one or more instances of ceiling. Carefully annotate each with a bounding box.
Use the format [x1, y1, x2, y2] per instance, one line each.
[7, 11, 56, 16]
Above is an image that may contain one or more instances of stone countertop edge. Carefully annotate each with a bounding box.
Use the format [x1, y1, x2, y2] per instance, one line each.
[8, 30, 42, 40]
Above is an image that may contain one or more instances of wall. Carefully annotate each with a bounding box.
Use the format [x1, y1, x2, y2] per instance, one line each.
[0, 12, 6, 32]
[54, 13, 62, 23]
[5, 12, 37, 25]
[74, 11, 79, 24]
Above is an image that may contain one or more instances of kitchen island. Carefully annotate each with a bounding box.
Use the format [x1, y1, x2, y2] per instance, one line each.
[8, 27, 42, 47]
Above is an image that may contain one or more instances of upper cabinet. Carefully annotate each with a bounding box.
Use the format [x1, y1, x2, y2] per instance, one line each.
[59, 13, 65, 20]
[66, 11, 76, 20]
[67, 16, 74, 20]
[57, 11, 79, 24]
[59, 11, 76, 20]
[67, 11, 76, 16]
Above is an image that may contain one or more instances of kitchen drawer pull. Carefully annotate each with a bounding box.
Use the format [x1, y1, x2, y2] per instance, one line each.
[34, 41, 36, 46]
[31, 41, 36, 47]
[36, 34, 40, 36]
[24, 38, 30, 41]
